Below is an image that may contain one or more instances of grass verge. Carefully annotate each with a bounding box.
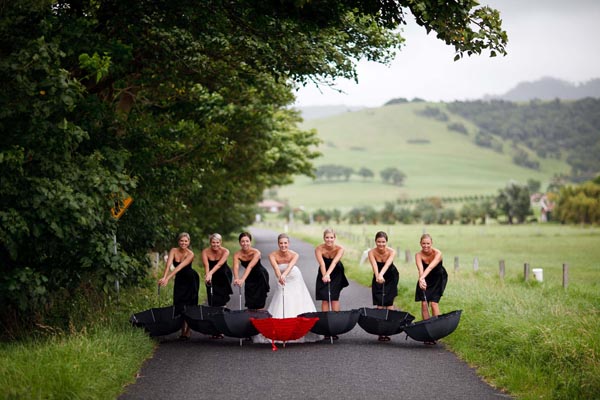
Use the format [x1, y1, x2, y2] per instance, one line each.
[289, 223, 600, 399]
[0, 274, 203, 399]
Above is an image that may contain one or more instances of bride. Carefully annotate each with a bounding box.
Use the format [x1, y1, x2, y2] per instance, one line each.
[254, 233, 322, 343]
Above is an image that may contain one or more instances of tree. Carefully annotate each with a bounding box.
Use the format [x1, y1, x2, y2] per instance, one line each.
[496, 182, 532, 224]
[380, 167, 406, 186]
[554, 181, 600, 224]
[1, 0, 508, 325]
[357, 167, 375, 180]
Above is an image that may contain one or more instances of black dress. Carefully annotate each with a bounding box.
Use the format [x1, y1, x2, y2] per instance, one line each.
[371, 261, 399, 307]
[205, 259, 233, 307]
[415, 260, 448, 303]
[240, 259, 270, 309]
[316, 256, 349, 301]
[173, 260, 200, 315]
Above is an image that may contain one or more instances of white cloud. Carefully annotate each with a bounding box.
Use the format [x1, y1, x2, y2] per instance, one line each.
[293, 0, 600, 107]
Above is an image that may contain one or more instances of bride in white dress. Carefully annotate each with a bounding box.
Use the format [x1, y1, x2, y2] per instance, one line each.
[253, 233, 322, 343]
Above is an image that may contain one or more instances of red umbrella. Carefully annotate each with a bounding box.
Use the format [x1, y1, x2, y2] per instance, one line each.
[250, 287, 319, 351]
[251, 316, 318, 351]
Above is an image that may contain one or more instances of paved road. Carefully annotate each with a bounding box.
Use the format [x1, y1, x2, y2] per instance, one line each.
[120, 228, 509, 400]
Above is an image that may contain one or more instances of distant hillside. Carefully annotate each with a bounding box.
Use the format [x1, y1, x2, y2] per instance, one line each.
[447, 98, 600, 181]
[295, 105, 364, 121]
[485, 77, 600, 102]
[276, 102, 570, 211]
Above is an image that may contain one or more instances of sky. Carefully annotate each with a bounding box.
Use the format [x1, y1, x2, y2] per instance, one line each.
[293, 0, 600, 107]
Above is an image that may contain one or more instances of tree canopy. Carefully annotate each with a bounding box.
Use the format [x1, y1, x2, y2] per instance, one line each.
[0, 0, 507, 323]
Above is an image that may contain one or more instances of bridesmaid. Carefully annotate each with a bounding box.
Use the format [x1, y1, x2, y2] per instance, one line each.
[232, 232, 270, 310]
[315, 228, 349, 313]
[201, 233, 233, 308]
[367, 231, 399, 342]
[158, 232, 199, 340]
[415, 233, 448, 323]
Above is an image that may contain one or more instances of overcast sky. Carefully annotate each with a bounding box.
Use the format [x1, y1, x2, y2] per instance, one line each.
[293, 0, 600, 107]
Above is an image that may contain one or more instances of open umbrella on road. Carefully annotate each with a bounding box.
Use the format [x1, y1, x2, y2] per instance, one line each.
[130, 306, 183, 337]
[357, 307, 415, 338]
[130, 285, 184, 337]
[251, 316, 318, 351]
[210, 287, 271, 346]
[211, 309, 271, 339]
[250, 287, 319, 351]
[403, 310, 462, 343]
[299, 284, 360, 343]
[299, 310, 359, 342]
[183, 305, 226, 337]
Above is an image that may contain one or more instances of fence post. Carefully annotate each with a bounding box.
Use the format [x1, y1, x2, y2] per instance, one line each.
[524, 262, 530, 281]
[563, 263, 569, 289]
[405, 249, 411, 263]
[473, 257, 479, 272]
[454, 256, 459, 273]
[499, 260, 505, 279]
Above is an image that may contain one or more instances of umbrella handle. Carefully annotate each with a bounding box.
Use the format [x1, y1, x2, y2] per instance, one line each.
[207, 282, 213, 306]
[327, 281, 331, 308]
[422, 289, 430, 319]
[282, 286, 285, 319]
[238, 286, 242, 310]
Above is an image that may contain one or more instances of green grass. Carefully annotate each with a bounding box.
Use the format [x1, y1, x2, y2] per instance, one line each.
[0, 326, 154, 400]
[285, 222, 600, 399]
[278, 103, 570, 210]
[0, 272, 208, 400]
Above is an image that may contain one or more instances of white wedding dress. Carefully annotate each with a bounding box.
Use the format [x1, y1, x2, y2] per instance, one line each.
[253, 264, 322, 343]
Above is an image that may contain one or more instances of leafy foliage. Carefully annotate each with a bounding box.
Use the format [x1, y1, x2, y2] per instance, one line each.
[447, 99, 600, 180]
[554, 181, 600, 224]
[0, 0, 507, 329]
[495, 182, 532, 224]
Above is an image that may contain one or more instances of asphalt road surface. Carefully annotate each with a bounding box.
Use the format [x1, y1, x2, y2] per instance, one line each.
[120, 228, 510, 400]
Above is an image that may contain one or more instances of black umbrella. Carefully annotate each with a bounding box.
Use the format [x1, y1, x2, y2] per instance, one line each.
[130, 306, 183, 337]
[403, 310, 462, 342]
[130, 285, 184, 337]
[183, 305, 227, 336]
[299, 283, 360, 343]
[357, 307, 415, 337]
[210, 309, 271, 339]
[299, 310, 360, 340]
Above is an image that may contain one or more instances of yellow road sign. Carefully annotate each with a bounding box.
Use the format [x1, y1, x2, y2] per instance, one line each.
[111, 196, 133, 220]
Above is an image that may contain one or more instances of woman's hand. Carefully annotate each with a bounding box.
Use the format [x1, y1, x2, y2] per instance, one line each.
[376, 274, 385, 284]
[205, 273, 212, 283]
[233, 278, 243, 287]
[278, 275, 286, 285]
[158, 277, 169, 287]
[322, 274, 331, 283]
[419, 277, 427, 290]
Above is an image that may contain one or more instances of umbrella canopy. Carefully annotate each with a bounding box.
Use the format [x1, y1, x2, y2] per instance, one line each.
[299, 309, 360, 338]
[183, 305, 227, 336]
[129, 306, 183, 337]
[403, 310, 462, 342]
[357, 308, 415, 337]
[251, 316, 319, 351]
[210, 309, 271, 339]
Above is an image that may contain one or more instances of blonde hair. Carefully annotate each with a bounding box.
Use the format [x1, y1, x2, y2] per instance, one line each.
[178, 232, 191, 241]
[420, 233, 432, 243]
[209, 233, 222, 242]
[323, 228, 336, 238]
[277, 233, 290, 242]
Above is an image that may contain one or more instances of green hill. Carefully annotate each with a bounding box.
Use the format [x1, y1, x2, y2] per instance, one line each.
[276, 102, 570, 211]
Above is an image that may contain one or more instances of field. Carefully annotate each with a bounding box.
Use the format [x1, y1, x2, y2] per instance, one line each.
[278, 103, 570, 211]
[277, 221, 600, 399]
